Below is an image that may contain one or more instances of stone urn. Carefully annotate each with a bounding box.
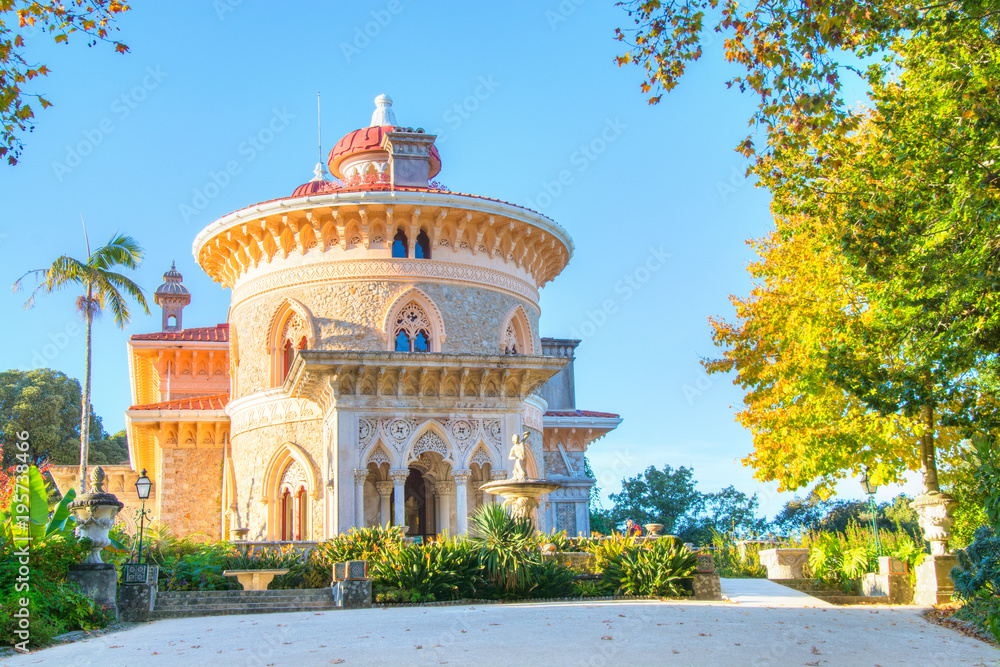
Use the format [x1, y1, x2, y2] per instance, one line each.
[911, 491, 958, 556]
[644, 523, 664, 538]
[68, 467, 124, 564]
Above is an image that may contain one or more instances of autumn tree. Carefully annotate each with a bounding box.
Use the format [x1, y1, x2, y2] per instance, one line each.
[620, 1, 1000, 502]
[1, 1, 131, 165]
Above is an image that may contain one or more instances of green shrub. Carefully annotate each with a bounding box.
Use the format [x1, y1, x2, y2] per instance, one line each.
[529, 558, 576, 598]
[469, 504, 541, 598]
[304, 525, 405, 588]
[709, 532, 769, 578]
[952, 526, 1000, 602]
[0, 536, 114, 649]
[572, 578, 614, 597]
[373, 538, 483, 602]
[606, 537, 696, 598]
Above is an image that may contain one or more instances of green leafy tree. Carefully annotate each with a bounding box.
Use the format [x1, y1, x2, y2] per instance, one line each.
[0, 369, 124, 467]
[584, 457, 616, 534]
[1, 1, 131, 165]
[14, 232, 147, 492]
[608, 465, 706, 536]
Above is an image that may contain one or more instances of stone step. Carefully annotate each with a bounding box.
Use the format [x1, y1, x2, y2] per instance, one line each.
[150, 604, 339, 619]
[152, 588, 339, 618]
[157, 593, 332, 603]
[157, 588, 333, 600]
[155, 598, 336, 610]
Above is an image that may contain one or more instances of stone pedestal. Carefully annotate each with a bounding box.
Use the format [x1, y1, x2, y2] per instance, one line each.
[118, 583, 157, 622]
[333, 579, 372, 609]
[913, 554, 958, 606]
[861, 557, 912, 604]
[759, 548, 810, 579]
[692, 552, 722, 600]
[68, 563, 118, 620]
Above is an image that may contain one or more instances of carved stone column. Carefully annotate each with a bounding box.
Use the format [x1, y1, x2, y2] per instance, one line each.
[375, 481, 393, 527]
[435, 480, 455, 536]
[353, 469, 368, 528]
[452, 469, 472, 535]
[389, 469, 410, 530]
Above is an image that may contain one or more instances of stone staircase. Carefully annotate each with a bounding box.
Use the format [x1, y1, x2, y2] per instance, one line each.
[774, 579, 889, 605]
[151, 588, 339, 619]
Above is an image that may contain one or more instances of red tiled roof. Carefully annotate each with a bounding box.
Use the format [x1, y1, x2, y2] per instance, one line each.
[328, 125, 441, 178]
[545, 410, 621, 419]
[129, 394, 230, 411]
[291, 179, 336, 198]
[132, 323, 229, 342]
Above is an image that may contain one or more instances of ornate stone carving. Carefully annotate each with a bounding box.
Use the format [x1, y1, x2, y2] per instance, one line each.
[491, 470, 508, 481]
[366, 446, 391, 469]
[375, 481, 393, 497]
[384, 418, 415, 445]
[353, 469, 370, 484]
[451, 469, 472, 485]
[393, 301, 432, 342]
[485, 419, 502, 452]
[231, 258, 540, 308]
[502, 322, 519, 354]
[280, 459, 307, 492]
[911, 492, 958, 555]
[412, 430, 449, 459]
[358, 418, 376, 446]
[389, 469, 410, 485]
[470, 447, 493, 469]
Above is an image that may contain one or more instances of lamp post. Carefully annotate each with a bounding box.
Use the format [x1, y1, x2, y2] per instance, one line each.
[134, 469, 153, 565]
[859, 470, 882, 557]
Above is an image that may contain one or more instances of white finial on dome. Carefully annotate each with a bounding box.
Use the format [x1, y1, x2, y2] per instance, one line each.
[371, 94, 396, 127]
[310, 161, 329, 182]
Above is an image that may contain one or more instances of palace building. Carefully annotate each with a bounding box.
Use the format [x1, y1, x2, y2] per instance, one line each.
[52, 95, 621, 542]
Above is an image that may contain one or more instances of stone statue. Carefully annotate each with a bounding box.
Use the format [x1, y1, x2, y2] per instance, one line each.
[510, 430, 531, 481]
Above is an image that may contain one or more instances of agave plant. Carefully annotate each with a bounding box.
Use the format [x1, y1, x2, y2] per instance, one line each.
[469, 503, 541, 597]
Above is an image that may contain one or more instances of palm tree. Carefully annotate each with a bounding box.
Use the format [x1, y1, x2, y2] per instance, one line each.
[14, 231, 148, 493]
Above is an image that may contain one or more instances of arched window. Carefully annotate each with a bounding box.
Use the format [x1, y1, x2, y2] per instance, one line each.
[500, 305, 533, 355]
[393, 301, 432, 353]
[415, 230, 431, 259]
[281, 335, 307, 381]
[297, 488, 307, 540]
[281, 489, 292, 540]
[270, 301, 314, 387]
[392, 230, 408, 258]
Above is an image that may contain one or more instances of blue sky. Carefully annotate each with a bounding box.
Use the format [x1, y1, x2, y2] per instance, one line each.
[0, 1, 916, 516]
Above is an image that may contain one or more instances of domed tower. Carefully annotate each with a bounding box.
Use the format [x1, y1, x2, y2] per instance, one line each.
[193, 96, 598, 542]
[153, 262, 191, 332]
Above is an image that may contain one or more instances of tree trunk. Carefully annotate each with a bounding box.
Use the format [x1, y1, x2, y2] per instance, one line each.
[920, 402, 940, 494]
[79, 287, 93, 495]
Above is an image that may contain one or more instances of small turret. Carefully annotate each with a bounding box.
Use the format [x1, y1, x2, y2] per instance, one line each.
[153, 262, 190, 332]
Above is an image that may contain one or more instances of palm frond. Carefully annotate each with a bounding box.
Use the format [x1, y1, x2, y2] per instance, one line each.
[89, 233, 144, 271]
[100, 270, 149, 315]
